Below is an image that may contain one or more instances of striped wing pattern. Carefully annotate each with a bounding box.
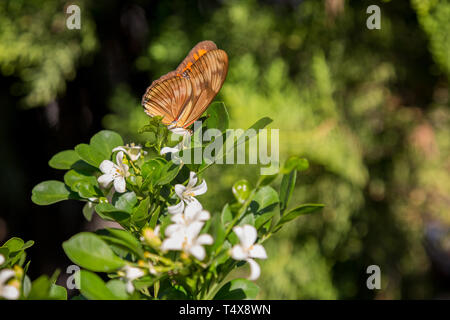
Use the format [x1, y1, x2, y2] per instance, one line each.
[142, 41, 228, 128]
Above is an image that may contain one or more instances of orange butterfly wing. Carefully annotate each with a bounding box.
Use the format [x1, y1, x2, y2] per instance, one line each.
[142, 40, 228, 128]
[176, 40, 218, 75]
[177, 49, 228, 128]
[141, 72, 193, 125]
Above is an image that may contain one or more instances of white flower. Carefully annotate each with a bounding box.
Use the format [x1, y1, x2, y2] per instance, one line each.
[171, 201, 210, 224]
[98, 151, 130, 193]
[113, 143, 146, 161]
[160, 146, 181, 155]
[121, 265, 145, 294]
[161, 221, 213, 261]
[0, 254, 5, 266]
[160, 127, 191, 156]
[231, 225, 267, 280]
[0, 269, 19, 300]
[168, 172, 207, 215]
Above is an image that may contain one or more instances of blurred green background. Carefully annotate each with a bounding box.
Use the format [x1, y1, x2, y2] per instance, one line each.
[0, 0, 449, 299]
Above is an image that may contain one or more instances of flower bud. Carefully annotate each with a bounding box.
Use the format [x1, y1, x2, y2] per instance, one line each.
[142, 227, 162, 248]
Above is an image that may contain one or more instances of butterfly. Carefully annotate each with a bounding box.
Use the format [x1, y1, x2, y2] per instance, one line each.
[142, 40, 229, 130]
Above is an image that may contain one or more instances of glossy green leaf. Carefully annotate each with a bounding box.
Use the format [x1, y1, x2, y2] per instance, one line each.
[96, 228, 144, 257]
[106, 279, 129, 300]
[62, 232, 125, 272]
[77, 270, 119, 300]
[49, 284, 68, 300]
[31, 180, 72, 205]
[274, 204, 324, 231]
[95, 202, 131, 223]
[75, 130, 123, 168]
[112, 191, 137, 214]
[48, 150, 80, 170]
[281, 156, 309, 174]
[132, 196, 150, 222]
[205, 101, 230, 132]
[214, 278, 259, 300]
[279, 170, 296, 214]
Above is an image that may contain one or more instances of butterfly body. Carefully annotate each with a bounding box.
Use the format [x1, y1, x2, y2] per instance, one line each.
[142, 41, 228, 129]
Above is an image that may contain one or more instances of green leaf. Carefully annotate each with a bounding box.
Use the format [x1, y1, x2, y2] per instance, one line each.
[221, 203, 233, 226]
[141, 158, 165, 189]
[96, 228, 144, 257]
[90, 130, 124, 158]
[274, 204, 324, 231]
[106, 279, 129, 300]
[27, 275, 52, 300]
[95, 202, 131, 223]
[281, 156, 309, 174]
[155, 161, 181, 185]
[74, 144, 104, 168]
[31, 180, 72, 205]
[49, 150, 80, 170]
[49, 284, 68, 300]
[2, 237, 24, 252]
[132, 196, 150, 222]
[279, 170, 296, 214]
[257, 172, 278, 187]
[214, 279, 259, 300]
[77, 270, 119, 300]
[62, 232, 125, 272]
[75, 130, 123, 167]
[112, 191, 138, 214]
[82, 202, 95, 221]
[253, 186, 279, 211]
[205, 102, 229, 132]
[232, 180, 252, 204]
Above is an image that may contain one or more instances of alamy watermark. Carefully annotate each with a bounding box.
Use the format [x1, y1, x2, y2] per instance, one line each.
[366, 265, 381, 290]
[166, 121, 280, 175]
[66, 4, 81, 30]
[366, 5, 381, 30]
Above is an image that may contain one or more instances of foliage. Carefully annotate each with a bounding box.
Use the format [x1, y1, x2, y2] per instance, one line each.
[29, 105, 323, 300]
[0, 237, 66, 300]
[0, 0, 97, 107]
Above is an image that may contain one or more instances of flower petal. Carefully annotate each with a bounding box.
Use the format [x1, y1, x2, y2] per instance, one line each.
[0, 269, 15, 285]
[126, 281, 134, 294]
[170, 127, 190, 136]
[249, 244, 267, 259]
[168, 201, 185, 215]
[191, 180, 207, 196]
[2, 285, 20, 300]
[184, 201, 203, 220]
[231, 245, 248, 260]
[165, 223, 185, 237]
[247, 258, 261, 280]
[187, 171, 198, 188]
[232, 226, 246, 247]
[197, 234, 213, 245]
[112, 146, 127, 154]
[124, 266, 144, 280]
[0, 254, 5, 265]
[169, 213, 185, 225]
[186, 221, 204, 239]
[98, 174, 114, 188]
[113, 176, 126, 193]
[115, 151, 125, 165]
[198, 210, 210, 221]
[242, 225, 257, 249]
[99, 160, 115, 174]
[161, 236, 183, 251]
[189, 245, 206, 261]
[174, 184, 187, 199]
[160, 146, 179, 155]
